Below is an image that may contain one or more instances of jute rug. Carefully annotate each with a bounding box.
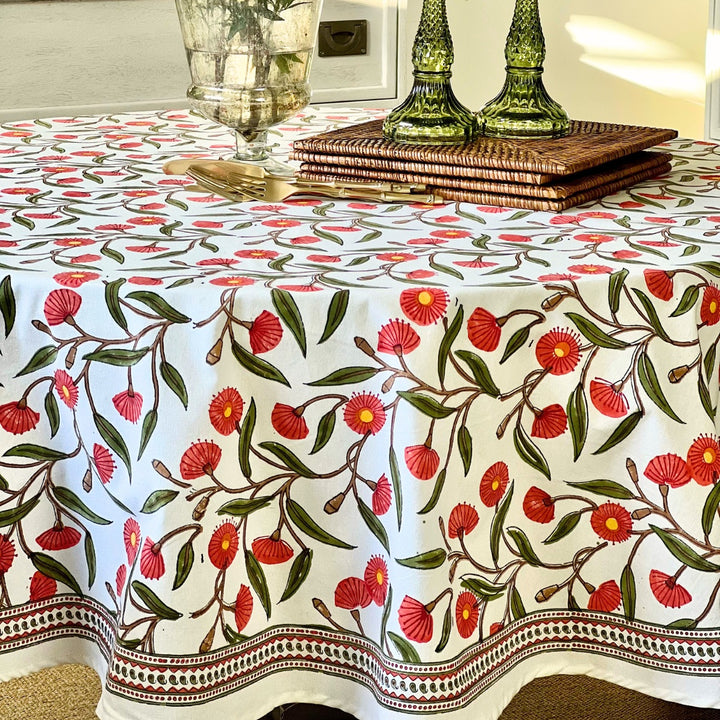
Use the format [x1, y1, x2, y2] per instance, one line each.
[1, 664, 718, 720]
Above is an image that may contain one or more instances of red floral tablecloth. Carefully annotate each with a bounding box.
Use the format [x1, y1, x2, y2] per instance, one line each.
[0, 107, 719, 720]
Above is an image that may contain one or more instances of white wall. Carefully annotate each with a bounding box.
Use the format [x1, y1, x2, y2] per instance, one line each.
[1, 0, 711, 139]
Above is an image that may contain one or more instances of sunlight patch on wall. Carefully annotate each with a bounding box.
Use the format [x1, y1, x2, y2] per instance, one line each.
[565, 15, 704, 105]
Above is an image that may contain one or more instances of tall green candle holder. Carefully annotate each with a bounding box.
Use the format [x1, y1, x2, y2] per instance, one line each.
[382, 0, 478, 144]
[479, 0, 569, 139]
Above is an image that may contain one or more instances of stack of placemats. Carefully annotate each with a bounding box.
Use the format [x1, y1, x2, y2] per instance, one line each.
[290, 119, 678, 211]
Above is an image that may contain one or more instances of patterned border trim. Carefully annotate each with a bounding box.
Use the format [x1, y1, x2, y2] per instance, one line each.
[2, 598, 719, 713]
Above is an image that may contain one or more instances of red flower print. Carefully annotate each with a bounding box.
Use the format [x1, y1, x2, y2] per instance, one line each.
[196, 257, 239, 267]
[537, 273, 580, 282]
[549, 215, 580, 225]
[371, 474, 392, 515]
[235, 585, 253, 631]
[53, 271, 100, 287]
[0, 536, 16, 573]
[479, 461, 509, 507]
[455, 591, 479, 638]
[376, 252, 418, 262]
[0, 400, 40, 435]
[644, 453, 691, 488]
[262, 218, 301, 228]
[270, 403, 309, 440]
[636, 240, 678, 247]
[29, 572, 57, 601]
[54, 370, 78, 409]
[248, 310, 283, 354]
[577, 211, 617, 220]
[644, 216, 676, 224]
[429, 229, 471, 239]
[335, 577, 372, 609]
[406, 270, 435, 280]
[587, 580, 621, 612]
[290, 235, 319, 244]
[44, 288, 81, 325]
[128, 216, 165, 226]
[139, 537, 165, 580]
[1, 186, 40, 195]
[70, 254, 102, 264]
[125, 245, 169, 254]
[251, 535, 294, 564]
[364, 556, 388, 606]
[523, 486, 555, 524]
[209, 277, 255, 287]
[192, 220, 223, 229]
[276, 284, 323, 292]
[686, 434, 720, 486]
[489, 622, 504, 635]
[307, 254, 344, 263]
[234, 249, 280, 259]
[124, 518, 141, 564]
[112, 389, 143, 423]
[93, 444, 115, 484]
[398, 595, 433, 643]
[54, 238, 94, 248]
[612, 250, 642, 259]
[36, 523, 82, 550]
[531, 404, 568, 439]
[377, 319, 420, 355]
[535, 328, 581, 375]
[124, 190, 159, 198]
[498, 233, 532, 243]
[407, 237, 448, 246]
[644, 269, 674, 301]
[700, 285, 720, 326]
[399, 287, 449, 326]
[649, 569, 691, 608]
[454, 259, 497, 268]
[128, 277, 162, 286]
[209, 387, 244, 436]
[116, 565, 127, 595]
[404, 443, 440, 480]
[180, 440, 222, 480]
[566, 264, 613, 275]
[618, 201, 643, 209]
[467, 307, 502, 352]
[572, 233, 614, 244]
[589, 378, 629, 418]
[447, 503, 479, 539]
[590, 502, 632, 543]
[208, 522, 239, 569]
[344, 393, 386, 435]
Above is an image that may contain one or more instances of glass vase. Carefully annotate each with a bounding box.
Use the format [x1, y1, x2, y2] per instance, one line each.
[478, 0, 569, 139]
[382, 0, 478, 145]
[174, 0, 324, 164]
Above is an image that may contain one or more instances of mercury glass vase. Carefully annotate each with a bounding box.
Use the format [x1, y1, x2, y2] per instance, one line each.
[478, 0, 569, 139]
[382, 0, 478, 144]
[175, 0, 323, 163]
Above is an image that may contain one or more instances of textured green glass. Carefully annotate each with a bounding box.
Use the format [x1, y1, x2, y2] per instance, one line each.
[382, 0, 478, 144]
[479, 0, 569, 139]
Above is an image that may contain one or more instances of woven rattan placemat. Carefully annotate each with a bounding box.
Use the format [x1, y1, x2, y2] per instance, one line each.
[298, 150, 672, 200]
[291, 119, 678, 180]
[300, 160, 672, 212]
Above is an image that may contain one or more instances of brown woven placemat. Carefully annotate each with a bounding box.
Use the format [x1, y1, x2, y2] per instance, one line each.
[291, 119, 678, 179]
[298, 150, 672, 200]
[299, 161, 672, 212]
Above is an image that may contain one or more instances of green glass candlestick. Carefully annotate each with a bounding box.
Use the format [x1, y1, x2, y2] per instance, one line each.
[382, 0, 478, 144]
[479, 0, 569, 139]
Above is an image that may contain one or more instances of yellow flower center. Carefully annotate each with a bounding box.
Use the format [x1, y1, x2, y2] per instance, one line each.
[376, 569, 384, 585]
[223, 403, 233, 418]
[418, 291, 433, 306]
[704, 448, 716, 464]
[462, 607, 470, 620]
[554, 341, 570, 358]
[62, 385, 70, 399]
[359, 409, 374, 424]
[130, 532, 137, 546]
[491, 479, 500, 491]
[71, 273, 85, 279]
[605, 517, 619, 532]
[221, 538, 230, 551]
[711, 301, 718, 314]
[68, 240, 82, 246]
[391, 255, 404, 261]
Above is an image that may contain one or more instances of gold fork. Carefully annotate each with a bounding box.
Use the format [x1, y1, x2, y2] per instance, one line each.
[187, 164, 445, 204]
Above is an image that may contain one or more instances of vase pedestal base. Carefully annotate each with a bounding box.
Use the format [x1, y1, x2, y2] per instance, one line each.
[383, 72, 478, 145]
